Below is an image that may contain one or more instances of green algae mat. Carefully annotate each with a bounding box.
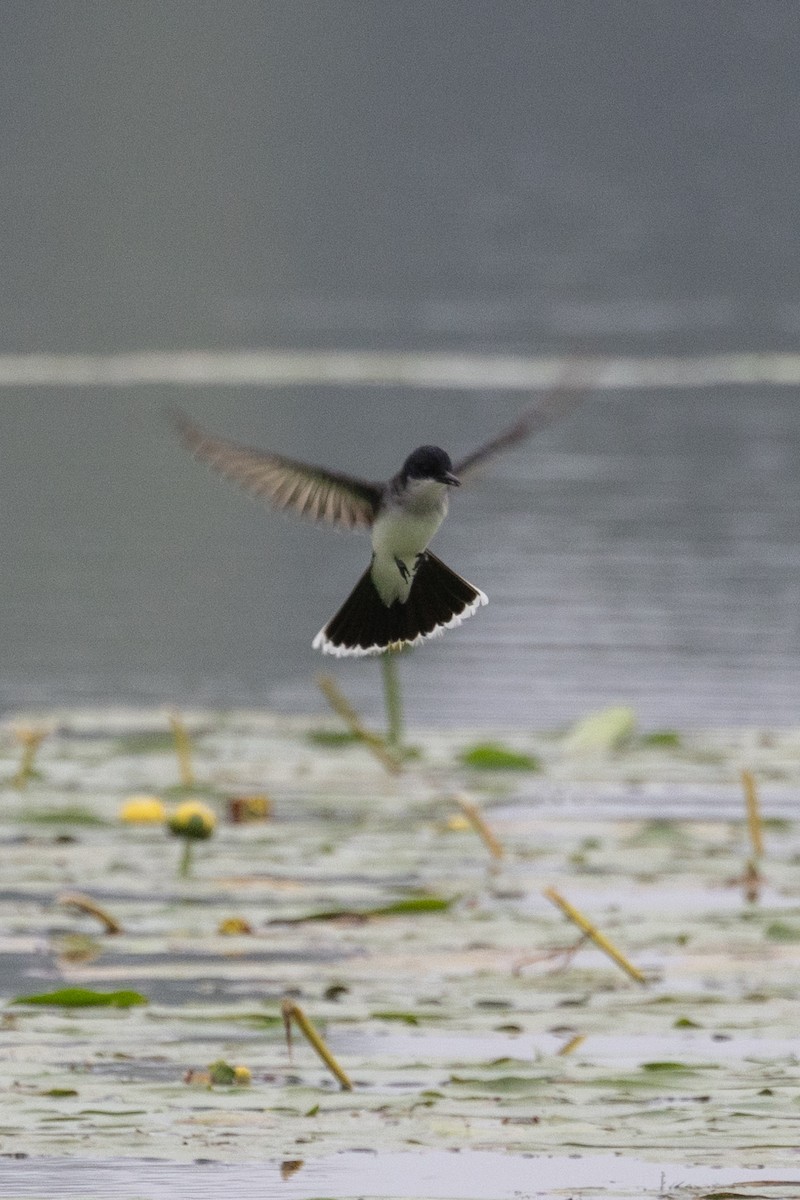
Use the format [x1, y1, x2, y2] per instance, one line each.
[1, 708, 800, 1198]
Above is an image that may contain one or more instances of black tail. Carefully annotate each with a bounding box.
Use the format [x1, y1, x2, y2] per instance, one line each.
[312, 552, 488, 657]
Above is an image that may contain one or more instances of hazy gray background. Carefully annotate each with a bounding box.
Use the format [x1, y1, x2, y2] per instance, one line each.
[2, 2, 799, 726]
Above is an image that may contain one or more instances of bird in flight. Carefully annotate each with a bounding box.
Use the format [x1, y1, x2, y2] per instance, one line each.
[173, 385, 583, 657]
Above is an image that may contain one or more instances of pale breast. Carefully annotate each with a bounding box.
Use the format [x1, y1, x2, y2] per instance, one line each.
[370, 483, 449, 604]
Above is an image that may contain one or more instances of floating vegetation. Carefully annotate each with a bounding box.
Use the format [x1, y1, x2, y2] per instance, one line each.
[226, 793, 271, 823]
[459, 741, 541, 770]
[281, 999, 353, 1091]
[12, 988, 148, 1008]
[118, 795, 167, 823]
[455, 795, 505, 860]
[193, 1059, 252, 1087]
[217, 916, 254, 935]
[305, 728, 361, 748]
[640, 730, 682, 748]
[763, 920, 800, 942]
[741, 767, 764, 859]
[563, 704, 637, 752]
[167, 709, 196, 788]
[8, 724, 49, 789]
[115, 730, 177, 755]
[543, 886, 647, 985]
[2, 707, 800, 1189]
[167, 798, 217, 878]
[316, 673, 402, 773]
[57, 892, 123, 935]
[270, 894, 455, 924]
[21, 805, 106, 826]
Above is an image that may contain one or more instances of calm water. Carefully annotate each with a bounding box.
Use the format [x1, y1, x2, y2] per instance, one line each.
[2, 1152, 798, 1199]
[1, 4, 799, 726]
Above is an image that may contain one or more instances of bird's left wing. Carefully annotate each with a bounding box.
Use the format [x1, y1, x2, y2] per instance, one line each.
[173, 412, 383, 530]
[453, 379, 588, 479]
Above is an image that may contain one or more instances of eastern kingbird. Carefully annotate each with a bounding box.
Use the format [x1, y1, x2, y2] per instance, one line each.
[173, 388, 582, 657]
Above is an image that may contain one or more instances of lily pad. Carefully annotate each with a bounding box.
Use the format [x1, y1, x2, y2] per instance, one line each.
[11, 988, 148, 1008]
[459, 742, 541, 771]
[564, 705, 637, 752]
[764, 921, 800, 942]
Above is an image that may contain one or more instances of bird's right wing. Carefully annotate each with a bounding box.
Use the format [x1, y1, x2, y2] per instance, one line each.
[173, 412, 383, 530]
[453, 378, 588, 479]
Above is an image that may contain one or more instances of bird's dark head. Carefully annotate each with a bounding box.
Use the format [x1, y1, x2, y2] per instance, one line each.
[400, 445, 460, 487]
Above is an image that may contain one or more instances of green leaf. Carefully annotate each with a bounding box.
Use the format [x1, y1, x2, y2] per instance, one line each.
[208, 1059, 237, 1085]
[78, 1109, 147, 1117]
[640, 1060, 693, 1072]
[673, 1016, 702, 1028]
[21, 806, 105, 826]
[272, 895, 454, 924]
[11, 987, 148, 1008]
[371, 896, 453, 916]
[699, 1193, 775, 1199]
[372, 1011, 420, 1025]
[640, 730, 681, 748]
[306, 729, 360, 747]
[448, 1073, 548, 1094]
[764, 921, 800, 942]
[459, 742, 541, 771]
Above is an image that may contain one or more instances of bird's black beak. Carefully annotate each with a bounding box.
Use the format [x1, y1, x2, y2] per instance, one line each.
[442, 471, 460, 487]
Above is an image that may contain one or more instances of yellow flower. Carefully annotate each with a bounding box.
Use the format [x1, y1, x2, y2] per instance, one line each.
[168, 800, 216, 840]
[119, 795, 167, 823]
[233, 1065, 252, 1085]
[218, 916, 253, 936]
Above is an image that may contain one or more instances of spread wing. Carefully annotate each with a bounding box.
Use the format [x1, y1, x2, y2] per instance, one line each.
[453, 379, 588, 479]
[173, 411, 383, 530]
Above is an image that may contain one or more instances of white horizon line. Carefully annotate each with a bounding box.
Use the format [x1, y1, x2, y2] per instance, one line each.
[0, 348, 799, 389]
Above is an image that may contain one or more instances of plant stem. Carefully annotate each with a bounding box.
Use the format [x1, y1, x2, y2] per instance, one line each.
[380, 649, 404, 753]
[168, 710, 195, 787]
[178, 839, 194, 879]
[316, 675, 401, 774]
[281, 999, 353, 1090]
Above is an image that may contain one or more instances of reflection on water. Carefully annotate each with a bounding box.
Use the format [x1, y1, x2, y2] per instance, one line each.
[1, 385, 798, 726]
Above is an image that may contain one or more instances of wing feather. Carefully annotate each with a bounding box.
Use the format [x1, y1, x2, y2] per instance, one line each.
[453, 376, 589, 479]
[173, 411, 383, 530]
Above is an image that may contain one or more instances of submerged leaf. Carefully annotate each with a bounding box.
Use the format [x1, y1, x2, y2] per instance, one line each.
[12, 987, 148, 1008]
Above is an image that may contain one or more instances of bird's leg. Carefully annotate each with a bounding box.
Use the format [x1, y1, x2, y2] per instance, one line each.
[394, 556, 410, 582]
